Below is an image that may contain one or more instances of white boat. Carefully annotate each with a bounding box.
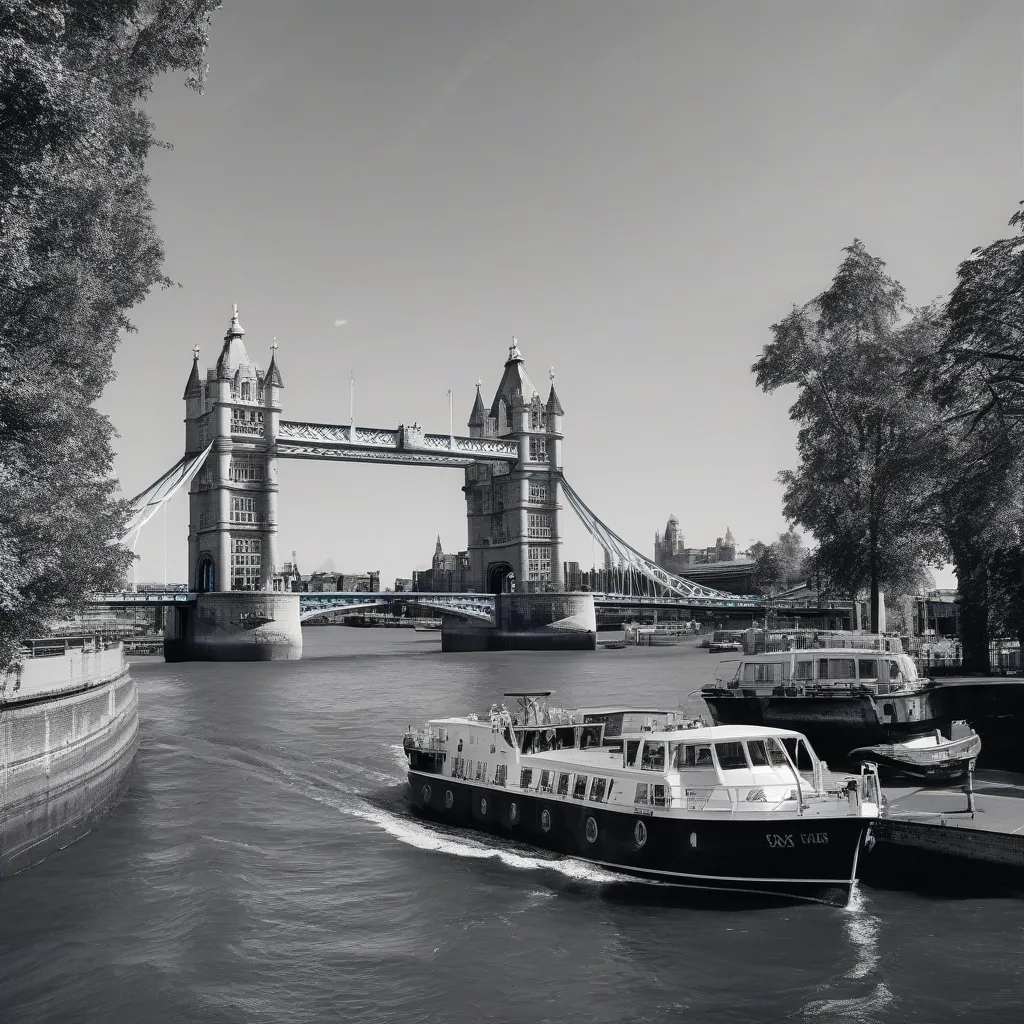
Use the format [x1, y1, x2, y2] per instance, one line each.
[404, 692, 881, 906]
[849, 721, 982, 782]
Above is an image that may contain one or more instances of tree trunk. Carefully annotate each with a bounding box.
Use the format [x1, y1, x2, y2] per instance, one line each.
[869, 516, 880, 635]
[955, 549, 990, 674]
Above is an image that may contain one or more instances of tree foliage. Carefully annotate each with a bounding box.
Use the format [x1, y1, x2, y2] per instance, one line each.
[0, 1, 220, 665]
[753, 241, 946, 633]
[752, 528, 808, 596]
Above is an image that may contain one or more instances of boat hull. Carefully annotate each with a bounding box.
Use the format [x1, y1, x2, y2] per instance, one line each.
[407, 769, 867, 906]
[849, 749, 975, 783]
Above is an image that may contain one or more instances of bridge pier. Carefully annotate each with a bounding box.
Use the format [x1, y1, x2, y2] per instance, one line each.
[441, 592, 596, 652]
[164, 592, 302, 662]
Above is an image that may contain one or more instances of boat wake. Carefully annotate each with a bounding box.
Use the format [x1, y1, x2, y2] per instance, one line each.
[800, 886, 895, 1021]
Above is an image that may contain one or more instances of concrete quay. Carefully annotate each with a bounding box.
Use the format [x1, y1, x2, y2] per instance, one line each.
[860, 770, 1024, 896]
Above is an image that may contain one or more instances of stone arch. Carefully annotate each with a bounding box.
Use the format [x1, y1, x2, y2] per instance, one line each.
[487, 562, 515, 595]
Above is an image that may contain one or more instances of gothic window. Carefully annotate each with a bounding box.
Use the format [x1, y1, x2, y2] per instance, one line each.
[529, 482, 548, 504]
[240, 381, 251, 401]
[530, 405, 545, 429]
[527, 545, 551, 581]
[529, 437, 548, 463]
[231, 497, 257, 523]
[231, 536, 261, 591]
[231, 408, 264, 436]
[528, 514, 551, 538]
[229, 457, 264, 482]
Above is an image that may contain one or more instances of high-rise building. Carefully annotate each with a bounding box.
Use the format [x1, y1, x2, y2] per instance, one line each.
[563, 561, 582, 591]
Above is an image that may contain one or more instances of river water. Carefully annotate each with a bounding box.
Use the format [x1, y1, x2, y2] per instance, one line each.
[2, 629, 1023, 1023]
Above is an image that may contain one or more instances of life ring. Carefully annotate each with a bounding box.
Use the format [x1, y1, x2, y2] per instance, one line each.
[445, 790, 454, 810]
[541, 808, 552, 832]
[863, 827, 876, 854]
[634, 820, 647, 848]
[480, 796, 488, 816]
[421, 785, 432, 803]
[689, 831, 698, 849]
[509, 801, 518, 824]
[585, 816, 598, 844]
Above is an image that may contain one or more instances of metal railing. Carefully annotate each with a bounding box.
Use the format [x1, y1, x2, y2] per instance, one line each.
[19, 635, 122, 659]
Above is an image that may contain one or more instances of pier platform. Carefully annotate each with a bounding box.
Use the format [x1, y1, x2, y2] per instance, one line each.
[860, 770, 1024, 896]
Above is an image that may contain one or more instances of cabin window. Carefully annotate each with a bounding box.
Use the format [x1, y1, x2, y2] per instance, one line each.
[679, 744, 713, 768]
[652, 784, 667, 807]
[589, 778, 608, 802]
[625, 740, 641, 767]
[888, 661, 902, 681]
[641, 742, 666, 771]
[764, 738, 790, 767]
[743, 662, 787, 683]
[794, 660, 813, 680]
[858, 659, 879, 680]
[572, 775, 589, 800]
[539, 770, 553, 792]
[579, 725, 603, 749]
[475, 762, 484, 781]
[828, 659, 856, 680]
[747, 740, 770, 767]
[555, 727, 576, 749]
[556, 773, 570, 796]
[519, 768, 533, 789]
[495, 764, 507, 786]
[742, 663, 757, 682]
[883, 702, 896, 719]
[634, 783, 649, 804]
[715, 742, 748, 770]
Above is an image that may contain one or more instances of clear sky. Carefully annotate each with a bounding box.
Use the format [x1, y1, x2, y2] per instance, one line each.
[102, 0, 1023, 588]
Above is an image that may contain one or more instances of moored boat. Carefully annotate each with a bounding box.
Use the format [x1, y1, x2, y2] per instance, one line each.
[701, 648, 949, 767]
[404, 692, 881, 906]
[848, 721, 982, 783]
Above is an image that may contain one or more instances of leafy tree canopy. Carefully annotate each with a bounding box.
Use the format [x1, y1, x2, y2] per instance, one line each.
[752, 240, 946, 632]
[0, 1, 221, 666]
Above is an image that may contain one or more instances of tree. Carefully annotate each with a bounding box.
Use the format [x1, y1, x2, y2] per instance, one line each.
[0, 1, 221, 666]
[752, 240, 946, 634]
[752, 529, 808, 597]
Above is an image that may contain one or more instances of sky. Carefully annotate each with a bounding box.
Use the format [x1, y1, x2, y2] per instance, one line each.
[102, 0, 1024, 588]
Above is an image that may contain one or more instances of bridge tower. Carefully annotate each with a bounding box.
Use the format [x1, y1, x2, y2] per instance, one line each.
[464, 339, 564, 594]
[183, 306, 283, 593]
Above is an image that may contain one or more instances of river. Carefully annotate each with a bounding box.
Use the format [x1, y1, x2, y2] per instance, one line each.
[1, 629, 1022, 1023]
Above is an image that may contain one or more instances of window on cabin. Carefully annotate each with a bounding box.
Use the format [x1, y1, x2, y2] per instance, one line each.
[681, 744, 713, 768]
[652, 785, 667, 807]
[640, 742, 665, 771]
[555, 727, 575, 749]
[714, 742, 748, 770]
[794, 660, 813, 680]
[589, 778, 607, 802]
[579, 725, 602, 749]
[764, 739, 791, 767]
[474, 762, 483, 781]
[625, 740, 641, 767]
[858, 659, 879, 680]
[634, 783, 649, 804]
[829, 659, 856, 680]
[888, 661, 902, 681]
[556, 773, 570, 796]
[519, 768, 533, 789]
[747, 740, 770, 767]
[495, 764, 507, 786]
[539, 770, 553, 792]
[572, 775, 589, 799]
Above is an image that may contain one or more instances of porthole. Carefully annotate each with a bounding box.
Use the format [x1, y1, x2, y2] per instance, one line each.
[444, 790, 454, 810]
[541, 809, 552, 832]
[585, 816, 598, 844]
[634, 820, 647, 848]
[509, 801, 518, 823]
[421, 785, 431, 803]
[480, 797, 488, 815]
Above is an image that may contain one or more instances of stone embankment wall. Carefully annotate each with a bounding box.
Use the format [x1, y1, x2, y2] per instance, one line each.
[0, 642, 140, 874]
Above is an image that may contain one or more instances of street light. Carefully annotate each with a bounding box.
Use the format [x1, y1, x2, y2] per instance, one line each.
[447, 389, 453, 448]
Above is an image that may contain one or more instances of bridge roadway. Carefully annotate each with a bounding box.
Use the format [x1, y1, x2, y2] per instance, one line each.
[88, 590, 852, 621]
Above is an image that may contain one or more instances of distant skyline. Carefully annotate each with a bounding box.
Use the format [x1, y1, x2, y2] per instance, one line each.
[103, 0, 1023, 589]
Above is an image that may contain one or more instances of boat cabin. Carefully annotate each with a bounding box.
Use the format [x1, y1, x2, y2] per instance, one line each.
[711, 648, 924, 695]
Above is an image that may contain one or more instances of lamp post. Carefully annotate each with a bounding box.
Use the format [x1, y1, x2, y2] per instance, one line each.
[349, 371, 355, 441]
[447, 389, 453, 449]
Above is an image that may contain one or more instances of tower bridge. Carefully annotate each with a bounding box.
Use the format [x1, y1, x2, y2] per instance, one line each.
[114, 307, 840, 660]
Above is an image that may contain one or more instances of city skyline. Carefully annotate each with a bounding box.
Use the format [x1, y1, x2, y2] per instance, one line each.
[103, 0, 1020, 588]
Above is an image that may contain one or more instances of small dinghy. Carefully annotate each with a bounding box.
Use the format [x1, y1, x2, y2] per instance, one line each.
[849, 720, 981, 783]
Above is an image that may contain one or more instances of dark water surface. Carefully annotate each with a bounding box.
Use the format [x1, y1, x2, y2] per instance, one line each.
[3, 630, 1024, 1023]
